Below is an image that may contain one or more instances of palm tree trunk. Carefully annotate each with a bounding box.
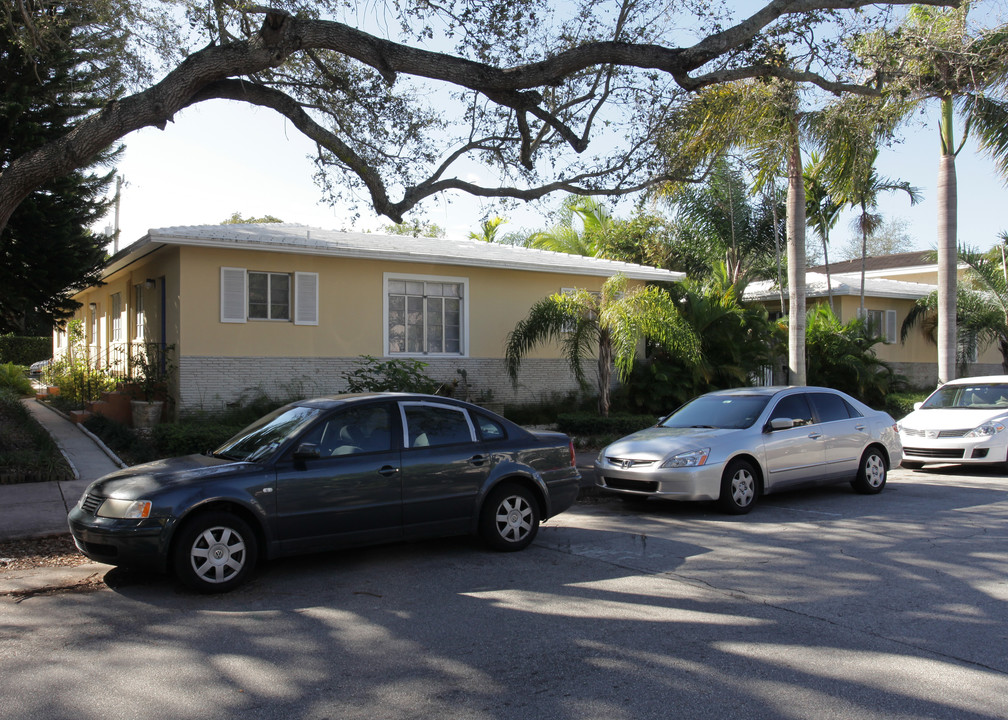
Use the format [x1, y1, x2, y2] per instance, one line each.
[823, 232, 834, 312]
[859, 199, 868, 317]
[597, 329, 613, 417]
[786, 125, 807, 385]
[937, 97, 958, 384]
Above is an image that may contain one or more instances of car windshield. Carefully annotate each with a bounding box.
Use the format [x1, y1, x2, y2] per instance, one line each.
[660, 394, 771, 430]
[214, 405, 323, 462]
[920, 383, 1008, 410]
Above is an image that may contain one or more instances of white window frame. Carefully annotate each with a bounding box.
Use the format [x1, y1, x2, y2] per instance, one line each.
[134, 284, 146, 340]
[220, 267, 318, 326]
[383, 272, 469, 357]
[110, 293, 123, 342]
[248, 271, 291, 321]
[861, 308, 898, 344]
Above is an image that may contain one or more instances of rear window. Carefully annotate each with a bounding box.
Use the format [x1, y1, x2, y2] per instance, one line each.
[810, 392, 854, 423]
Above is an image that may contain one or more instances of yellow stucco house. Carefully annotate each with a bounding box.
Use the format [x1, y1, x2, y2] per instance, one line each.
[56, 224, 684, 414]
[745, 250, 1003, 388]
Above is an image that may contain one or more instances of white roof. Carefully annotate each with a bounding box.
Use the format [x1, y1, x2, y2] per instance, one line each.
[744, 271, 936, 302]
[107, 223, 685, 282]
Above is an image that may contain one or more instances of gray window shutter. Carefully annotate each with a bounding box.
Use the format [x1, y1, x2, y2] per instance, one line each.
[294, 272, 319, 326]
[221, 267, 247, 323]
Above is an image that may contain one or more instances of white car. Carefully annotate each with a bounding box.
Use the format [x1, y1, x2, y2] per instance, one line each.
[594, 386, 901, 514]
[899, 375, 1008, 469]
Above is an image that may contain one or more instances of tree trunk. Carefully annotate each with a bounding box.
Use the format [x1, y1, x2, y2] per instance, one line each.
[597, 329, 613, 417]
[937, 99, 958, 385]
[786, 126, 806, 386]
[822, 233, 834, 312]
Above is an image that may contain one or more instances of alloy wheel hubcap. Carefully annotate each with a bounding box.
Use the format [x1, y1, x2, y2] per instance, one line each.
[496, 496, 532, 542]
[732, 471, 754, 506]
[865, 456, 885, 486]
[191, 526, 246, 584]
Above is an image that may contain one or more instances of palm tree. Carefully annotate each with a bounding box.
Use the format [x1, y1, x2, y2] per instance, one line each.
[865, 5, 1008, 382]
[804, 151, 843, 310]
[655, 79, 810, 384]
[527, 196, 612, 257]
[469, 217, 507, 243]
[664, 157, 779, 283]
[838, 148, 922, 316]
[504, 274, 700, 416]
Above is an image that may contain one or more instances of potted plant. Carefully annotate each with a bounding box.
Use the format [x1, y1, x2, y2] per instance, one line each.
[129, 343, 174, 428]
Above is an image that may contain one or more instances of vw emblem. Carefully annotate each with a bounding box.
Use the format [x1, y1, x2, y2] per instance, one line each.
[214, 548, 224, 559]
[926, 430, 938, 439]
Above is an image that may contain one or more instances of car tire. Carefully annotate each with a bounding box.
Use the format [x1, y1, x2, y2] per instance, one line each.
[852, 448, 888, 494]
[900, 460, 924, 470]
[718, 459, 758, 514]
[480, 483, 540, 552]
[173, 511, 258, 593]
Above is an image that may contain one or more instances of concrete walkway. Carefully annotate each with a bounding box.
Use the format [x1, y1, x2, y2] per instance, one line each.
[0, 400, 123, 542]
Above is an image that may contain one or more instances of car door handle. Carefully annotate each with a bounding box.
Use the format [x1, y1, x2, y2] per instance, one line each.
[469, 454, 488, 467]
[807, 432, 823, 440]
[378, 465, 400, 477]
[855, 424, 866, 431]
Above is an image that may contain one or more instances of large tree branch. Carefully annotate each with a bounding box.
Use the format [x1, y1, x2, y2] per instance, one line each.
[0, 1, 961, 233]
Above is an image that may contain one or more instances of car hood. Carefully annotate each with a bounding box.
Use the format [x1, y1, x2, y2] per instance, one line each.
[900, 408, 1008, 432]
[87, 454, 257, 499]
[600, 426, 743, 459]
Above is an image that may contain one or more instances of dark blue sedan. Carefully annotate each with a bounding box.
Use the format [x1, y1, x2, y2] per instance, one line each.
[68, 393, 580, 592]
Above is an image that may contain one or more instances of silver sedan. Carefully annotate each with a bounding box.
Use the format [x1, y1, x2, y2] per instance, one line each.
[594, 386, 902, 514]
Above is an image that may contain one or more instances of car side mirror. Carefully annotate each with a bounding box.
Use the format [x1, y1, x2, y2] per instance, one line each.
[766, 417, 794, 432]
[913, 402, 923, 411]
[293, 443, 321, 460]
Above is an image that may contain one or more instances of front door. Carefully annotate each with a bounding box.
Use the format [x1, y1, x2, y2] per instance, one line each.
[762, 392, 826, 489]
[273, 403, 402, 552]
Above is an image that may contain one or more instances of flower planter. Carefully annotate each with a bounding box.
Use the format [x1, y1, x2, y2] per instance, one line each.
[131, 400, 164, 429]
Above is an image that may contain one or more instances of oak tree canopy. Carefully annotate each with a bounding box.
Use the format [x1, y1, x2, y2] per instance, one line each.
[0, 0, 957, 237]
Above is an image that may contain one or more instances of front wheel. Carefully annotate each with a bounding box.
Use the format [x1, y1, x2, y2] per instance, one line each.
[852, 448, 888, 494]
[718, 460, 758, 514]
[173, 512, 258, 593]
[480, 483, 540, 551]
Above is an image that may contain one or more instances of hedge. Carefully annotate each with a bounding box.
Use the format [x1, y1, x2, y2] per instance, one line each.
[556, 412, 659, 437]
[0, 335, 51, 366]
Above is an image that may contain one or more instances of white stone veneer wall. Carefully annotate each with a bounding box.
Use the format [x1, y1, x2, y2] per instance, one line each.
[178, 356, 591, 414]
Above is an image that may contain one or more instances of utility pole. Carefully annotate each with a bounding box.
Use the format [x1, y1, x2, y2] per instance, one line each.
[113, 175, 123, 253]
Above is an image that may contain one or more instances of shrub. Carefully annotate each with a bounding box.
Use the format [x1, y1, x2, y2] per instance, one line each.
[153, 421, 245, 457]
[82, 415, 158, 465]
[0, 363, 33, 396]
[0, 335, 51, 366]
[884, 391, 930, 420]
[342, 355, 440, 394]
[556, 412, 658, 437]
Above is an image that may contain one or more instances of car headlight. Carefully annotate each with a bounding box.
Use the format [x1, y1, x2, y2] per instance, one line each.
[965, 422, 1006, 438]
[661, 448, 710, 468]
[96, 499, 152, 519]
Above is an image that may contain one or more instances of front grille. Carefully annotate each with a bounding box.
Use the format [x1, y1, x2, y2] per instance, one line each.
[80, 493, 103, 514]
[605, 457, 656, 469]
[902, 428, 969, 438]
[903, 447, 965, 459]
[603, 477, 659, 493]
